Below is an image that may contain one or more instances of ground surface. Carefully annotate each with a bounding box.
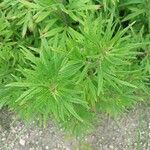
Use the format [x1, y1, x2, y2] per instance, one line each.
[0, 104, 150, 150]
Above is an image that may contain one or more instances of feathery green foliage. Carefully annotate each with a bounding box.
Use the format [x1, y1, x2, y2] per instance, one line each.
[0, 0, 149, 136]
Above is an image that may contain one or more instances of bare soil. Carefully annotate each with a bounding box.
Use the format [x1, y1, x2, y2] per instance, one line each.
[0, 104, 150, 150]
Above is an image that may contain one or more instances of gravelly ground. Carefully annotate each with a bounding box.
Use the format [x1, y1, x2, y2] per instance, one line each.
[0, 104, 150, 150]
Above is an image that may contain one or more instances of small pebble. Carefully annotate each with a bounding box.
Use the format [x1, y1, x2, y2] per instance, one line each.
[19, 139, 26, 146]
[65, 147, 70, 150]
[2, 133, 5, 136]
[45, 146, 49, 149]
[2, 138, 6, 141]
[35, 141, 38, 144]
[109, 145, 113, 149]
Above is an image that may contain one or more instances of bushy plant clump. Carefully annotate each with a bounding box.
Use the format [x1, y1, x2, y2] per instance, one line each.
[0, 0, 150, 136]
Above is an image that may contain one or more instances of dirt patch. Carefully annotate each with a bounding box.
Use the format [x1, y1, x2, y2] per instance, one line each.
[0, 107, 13, 131]
[0, 104, 150, 150]
[87, 104, 150, 150]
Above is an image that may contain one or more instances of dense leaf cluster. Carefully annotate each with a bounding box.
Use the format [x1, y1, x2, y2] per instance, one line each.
[0, 0, 150, 136]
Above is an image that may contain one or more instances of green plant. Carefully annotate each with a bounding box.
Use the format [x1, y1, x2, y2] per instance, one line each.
[0, 0, 149, 136]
